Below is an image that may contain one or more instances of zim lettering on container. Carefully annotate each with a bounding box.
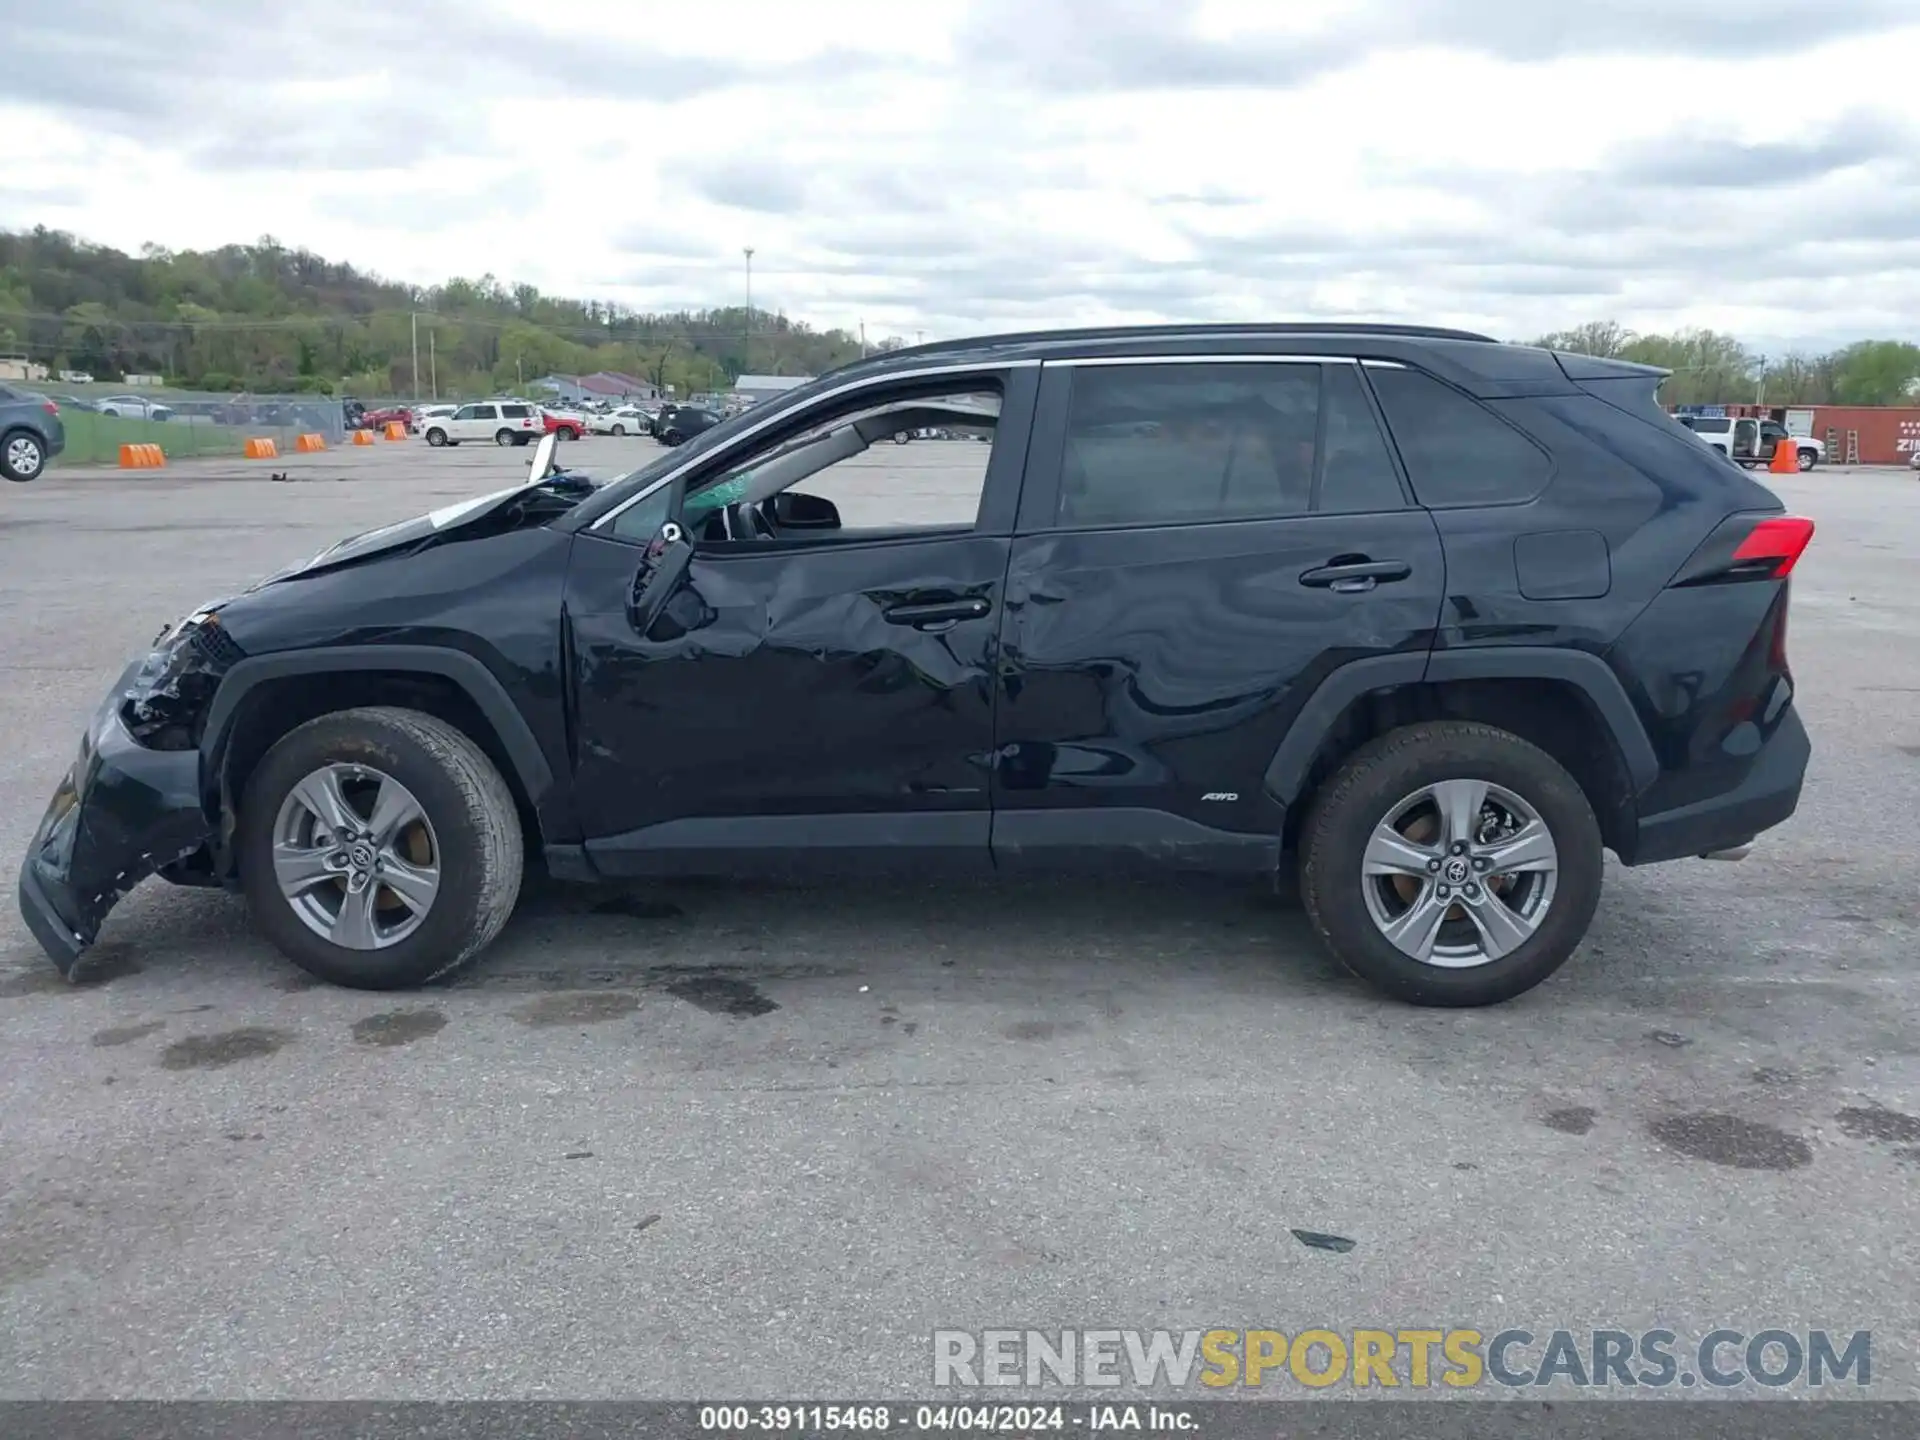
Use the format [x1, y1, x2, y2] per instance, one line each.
[931, 1328, 1874, 1390]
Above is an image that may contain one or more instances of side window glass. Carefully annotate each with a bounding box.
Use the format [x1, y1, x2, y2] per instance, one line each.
[1368, 368, 1551, 507]
[1058, 364, 1319, 527]
[453, 405, 477, 421]
[1317, 364, 1406, 514]
[501, 404, 529, 418]
[607, 483, 674, 542]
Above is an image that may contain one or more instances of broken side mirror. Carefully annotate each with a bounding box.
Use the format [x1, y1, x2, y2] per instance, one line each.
[628, 520, 694, 635]
[527, 431, 559, 484]
[768, 491, 841, 529]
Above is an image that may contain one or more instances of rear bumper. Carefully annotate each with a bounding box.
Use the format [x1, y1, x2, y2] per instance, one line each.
[1619, 707, 1809, 866]
[16, 665, 213, 978]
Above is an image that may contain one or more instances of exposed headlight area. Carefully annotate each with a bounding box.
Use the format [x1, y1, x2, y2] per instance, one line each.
[120, 611, 247, 750]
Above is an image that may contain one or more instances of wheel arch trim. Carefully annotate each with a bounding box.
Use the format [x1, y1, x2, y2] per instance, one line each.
[1262, 646, 1660, 808]
[200, 645, 555, 807]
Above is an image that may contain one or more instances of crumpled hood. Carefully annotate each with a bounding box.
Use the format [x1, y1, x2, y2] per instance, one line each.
[249, 477, 589, 589]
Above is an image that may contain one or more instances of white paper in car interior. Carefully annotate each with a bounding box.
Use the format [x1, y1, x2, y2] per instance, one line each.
[427, 484, 530, 529]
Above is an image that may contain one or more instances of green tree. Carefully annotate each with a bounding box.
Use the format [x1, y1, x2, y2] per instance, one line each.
[1829, 340, 1920, 406]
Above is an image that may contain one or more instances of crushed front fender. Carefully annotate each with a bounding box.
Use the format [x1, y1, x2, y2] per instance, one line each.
[17, 663, 215, 979]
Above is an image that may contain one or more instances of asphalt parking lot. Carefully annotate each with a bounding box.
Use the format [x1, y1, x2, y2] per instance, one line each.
[2, 441, 1918, 1400]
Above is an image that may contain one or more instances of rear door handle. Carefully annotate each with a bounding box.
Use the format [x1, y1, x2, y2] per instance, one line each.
[882, 597, 991, 629]
[1299, 559, 1412, 593]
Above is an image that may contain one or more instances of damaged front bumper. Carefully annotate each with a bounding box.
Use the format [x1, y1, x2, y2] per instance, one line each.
[17, 662, 216, 978]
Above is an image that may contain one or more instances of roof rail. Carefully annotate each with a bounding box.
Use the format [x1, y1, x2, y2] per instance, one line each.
[889, 321, 1503, 353]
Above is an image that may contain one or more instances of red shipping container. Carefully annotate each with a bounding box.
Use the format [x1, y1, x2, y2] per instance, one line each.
[1802, 407, 1920, 466]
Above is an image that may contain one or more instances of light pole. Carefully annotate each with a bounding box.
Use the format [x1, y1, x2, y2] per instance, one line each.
[742, 247, 754, 372]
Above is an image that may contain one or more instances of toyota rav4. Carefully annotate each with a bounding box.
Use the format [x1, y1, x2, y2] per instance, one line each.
[18, 324, 1813, 1006]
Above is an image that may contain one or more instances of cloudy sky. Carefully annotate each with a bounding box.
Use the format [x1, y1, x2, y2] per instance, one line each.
[6, 0, 1920, 348]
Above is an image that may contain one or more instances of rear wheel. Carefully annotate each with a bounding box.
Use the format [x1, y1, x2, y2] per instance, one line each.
[495, 429, 516, 446]
[238, 707, 524, 990]
[610, 423, 626, 436]
[3, 428, 45, 481]
[1299, 721, 1603, 1007]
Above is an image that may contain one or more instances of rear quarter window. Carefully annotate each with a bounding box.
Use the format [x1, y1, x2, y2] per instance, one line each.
[1369, 367, 1552, 507]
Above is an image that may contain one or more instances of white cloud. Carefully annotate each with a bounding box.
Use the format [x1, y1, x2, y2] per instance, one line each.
[3, 0, 1918, 345]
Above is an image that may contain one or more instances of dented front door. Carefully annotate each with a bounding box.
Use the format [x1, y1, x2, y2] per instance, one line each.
[561, 529, 1007, 873]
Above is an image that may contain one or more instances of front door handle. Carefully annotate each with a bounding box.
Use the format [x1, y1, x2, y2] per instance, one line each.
[882, 597, 991, 629]
[1299, 559, 1412, 593]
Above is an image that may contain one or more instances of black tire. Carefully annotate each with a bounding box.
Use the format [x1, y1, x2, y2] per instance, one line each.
[1797, 448, 1817, 472]
[2, 427, 46, 481]
[425, 427, 448, 447]
[495, 429, 516, 446]
[893, 431, 911, 444]
[238, 707, 524, 990]
[1298, 720, 1603, 1007]
[610, 424, 625, 437]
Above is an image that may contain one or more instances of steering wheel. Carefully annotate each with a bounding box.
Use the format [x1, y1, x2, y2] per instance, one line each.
[723, 501, 774, 541]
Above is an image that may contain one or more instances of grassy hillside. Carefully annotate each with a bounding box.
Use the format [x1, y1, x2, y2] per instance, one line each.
[1, 226, 887, 403]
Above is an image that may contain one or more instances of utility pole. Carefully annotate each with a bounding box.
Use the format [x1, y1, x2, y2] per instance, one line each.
[860, 320, 867, 357]
[410, 311, 420, 401]
[916, 329, 925, 346]
[742, 247, 754, 372]
[429, 328, 437, 400]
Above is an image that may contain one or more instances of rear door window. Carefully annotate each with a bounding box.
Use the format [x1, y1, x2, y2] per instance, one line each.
[1054, 361, 1407, 529]
[1368, 367, 1552, 507]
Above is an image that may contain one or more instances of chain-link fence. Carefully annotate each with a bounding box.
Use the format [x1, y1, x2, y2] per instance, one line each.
[43, 386, 351, 467]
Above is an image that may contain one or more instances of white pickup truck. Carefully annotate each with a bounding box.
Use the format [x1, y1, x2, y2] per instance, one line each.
[1678, 415, 1822, 471]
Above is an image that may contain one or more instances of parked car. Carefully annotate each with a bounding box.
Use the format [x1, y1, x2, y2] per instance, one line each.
[413, 404, 457, 428]
[1678, 415, 1822, 471]
[653, 404, 722, 446]
[541, 406, 587, 441]
[95, 394, 174, 422]
[420, 399, 543, 446]
[591, 406, 652, 437]
[0, 383, 65, 481]
[17, 324, 1813, 1007]
[360, 405, 415, 434]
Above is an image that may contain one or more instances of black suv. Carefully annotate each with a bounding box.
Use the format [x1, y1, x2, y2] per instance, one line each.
[652, 403, 722, 446]
[18, 325, 1813, 1005]
[1, 383, 66, 481]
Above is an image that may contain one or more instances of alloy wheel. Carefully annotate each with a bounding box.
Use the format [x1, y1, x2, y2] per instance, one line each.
[271, 762, 441, 950]
[6, 435, 43, 478]
[1358, 778, 1558, 968]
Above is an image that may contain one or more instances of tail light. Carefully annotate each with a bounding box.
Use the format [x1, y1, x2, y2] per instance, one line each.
[42, 399, 58, 415]
[1729, 516, 1816, 579]
[1670, 513, 1816, 587]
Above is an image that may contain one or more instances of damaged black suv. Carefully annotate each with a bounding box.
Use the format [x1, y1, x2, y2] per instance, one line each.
[18, 325, 1813, 1006]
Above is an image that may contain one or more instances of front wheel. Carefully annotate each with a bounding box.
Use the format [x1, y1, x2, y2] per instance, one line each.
[1797, 449, 1818, 472]
[1299, 721, 1603, 1007]
[238, 707, 525, 989]
[610, 424, 626, 437]
[425, 428, 448, 447]
[3, 428, 46, 481]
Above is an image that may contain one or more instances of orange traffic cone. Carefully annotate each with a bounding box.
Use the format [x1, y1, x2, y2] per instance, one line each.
[1770, 437, 1798, 474]
[353, 430, 375, 446]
